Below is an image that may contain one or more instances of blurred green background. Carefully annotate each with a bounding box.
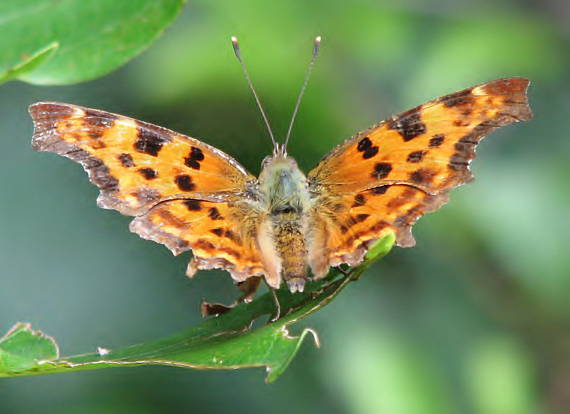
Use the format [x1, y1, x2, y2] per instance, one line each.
[1, 0, 569, 413]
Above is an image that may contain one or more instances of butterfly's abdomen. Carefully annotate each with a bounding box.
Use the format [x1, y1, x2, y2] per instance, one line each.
[273, 215, 308, 292]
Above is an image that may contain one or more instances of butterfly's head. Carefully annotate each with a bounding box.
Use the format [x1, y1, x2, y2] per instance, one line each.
[260, 154, 300, 178]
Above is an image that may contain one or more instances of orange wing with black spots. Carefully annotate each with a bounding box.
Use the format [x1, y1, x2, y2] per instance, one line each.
[307, 78, 532, 277]
[309, 184, 448, 278]
[30, 102, 265, 283]
[130, 199, 265, 283]
[30, 102, 256, 216]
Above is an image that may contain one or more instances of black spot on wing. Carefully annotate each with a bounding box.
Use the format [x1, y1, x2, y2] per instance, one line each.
[118, 153, 135, 167]
[356, 136, 379, 159]
[184, 158, 200, 169]
[429, 134, 445, 147]
[175, 175, 195, 191]
[210, 227, 241, 244]
[409, 168, 437, 184]
[138, 168, 158, 180]
[191, 147, 204, 160]
[183, 200, 201, 211]
[372, 186, 389, 195]
[388, 111, 426, 141]
[134, 124, 170, 156]
[211, 228, 224, 236]
[208, 207, 223, 220]
[355, 213, 369, 222]
[357, 137, 372, 151]
[407, 150, 425, 163]
[363, 146, 379, 159]
[223, 229, 242, 245]
[185, 146, 205, 170]
[352, 194, 366, 207]
[372, 162, 392, 179]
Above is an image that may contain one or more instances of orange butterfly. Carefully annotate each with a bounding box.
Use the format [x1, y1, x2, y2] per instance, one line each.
[29, 37, 532, 309]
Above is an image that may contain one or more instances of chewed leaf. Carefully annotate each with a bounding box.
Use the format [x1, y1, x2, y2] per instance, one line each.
[0, 323, 59, 373]
[0, 234, 395, 382]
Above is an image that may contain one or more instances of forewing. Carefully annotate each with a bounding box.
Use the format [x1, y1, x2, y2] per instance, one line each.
[308, 78, 532, 194]
[30, 102, 256, 216]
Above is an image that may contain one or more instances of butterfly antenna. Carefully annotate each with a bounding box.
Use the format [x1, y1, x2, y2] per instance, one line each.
[231, 36, 278, 154]
[283, 36, 321, 154]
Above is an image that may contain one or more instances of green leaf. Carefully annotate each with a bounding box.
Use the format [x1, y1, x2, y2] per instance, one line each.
[0, 0, 186, 85]
[0, 42, 59, 84]
[0, 233, 395, 382]
[0, 323, 59, 373]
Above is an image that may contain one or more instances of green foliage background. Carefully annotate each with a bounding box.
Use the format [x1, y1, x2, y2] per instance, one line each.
[1, 0, 569, 412]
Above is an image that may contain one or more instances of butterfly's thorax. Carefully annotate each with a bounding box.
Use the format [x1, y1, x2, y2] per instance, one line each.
[257, 156, 311, 292]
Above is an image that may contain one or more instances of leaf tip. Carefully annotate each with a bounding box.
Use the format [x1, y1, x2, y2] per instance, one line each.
[264, 326, 320, 384]
[304, 328, 321, 349]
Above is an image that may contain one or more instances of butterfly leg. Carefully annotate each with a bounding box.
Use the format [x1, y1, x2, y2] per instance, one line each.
[268, 286, 282, 323]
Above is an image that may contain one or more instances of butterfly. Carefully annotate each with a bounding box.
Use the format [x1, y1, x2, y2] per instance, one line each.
[29, 38, 532, 309]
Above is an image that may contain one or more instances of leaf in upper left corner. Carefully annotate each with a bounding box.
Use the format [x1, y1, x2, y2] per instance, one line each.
[0, 0, 186, 85]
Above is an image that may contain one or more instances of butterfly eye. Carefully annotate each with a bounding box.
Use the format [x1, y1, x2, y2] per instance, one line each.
[272, 206, 297, 215]
[261, 156, 273, 169]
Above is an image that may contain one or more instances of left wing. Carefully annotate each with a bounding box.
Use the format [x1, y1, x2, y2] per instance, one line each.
[30, 102, 267, 285]
[307, 78, 532, 277]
